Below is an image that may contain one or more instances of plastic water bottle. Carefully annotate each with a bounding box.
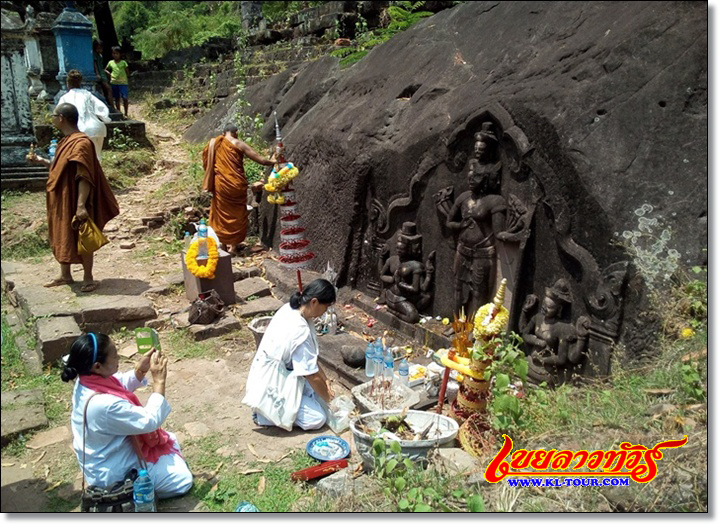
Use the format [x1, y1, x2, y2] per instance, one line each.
[197, 219, 208, 260]
[364, 342, 375, 378]
[133, 469, 156, 512]
[183, 231, 191, 250]
[384, 347, 395, 382]
[327, 307, 338, 335]
[48, 139, 57, 161]
[373, 342, 384, 379]
[398, 358, 409, 386]
[235, 501, 260, 512]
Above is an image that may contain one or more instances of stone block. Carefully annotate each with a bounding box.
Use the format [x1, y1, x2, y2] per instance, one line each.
[16, 286, 156, 331]
[431, 448, 482, 475]
[235, 296, 284, 318]
[262, 259, 322, 300]
[131, 225, 148, 234]
[142, 284, 172, 297]
[315, 468, 373, 500]
[182, 249, 236, 306]
[79, 295, 156, 325]
[233, 266, 262, 281]
[25, 425, 72, 449]
[188, 314, 242, 341]
[1, 390, 43, 408]
[145, 318, 167, 330]
[35, 316, 82, 364]
[1, 389, 49, 447]
[233, 277, 271, 302]
[163, 273, 186, 286]
[172, 311, 191, 329]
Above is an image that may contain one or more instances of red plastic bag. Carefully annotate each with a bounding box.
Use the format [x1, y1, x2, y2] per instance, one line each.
[290, 460, 348, 481]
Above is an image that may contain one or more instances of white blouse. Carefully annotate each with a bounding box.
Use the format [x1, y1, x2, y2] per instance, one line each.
[70, 370, 171, 488]
[56, 89, 110, 139]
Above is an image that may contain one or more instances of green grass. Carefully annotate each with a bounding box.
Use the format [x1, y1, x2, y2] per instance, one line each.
[103, 149, 157, 190]
[150, 143, 205, 202]
[0, 190, 50, 260]
[45, 494, 79, 512]
[198, 450, 324, 512]
[180, 435, 330, 512]
[1, 314, 73, 425]
[162, 329, 218, 360]
[517, 330, 708, 440]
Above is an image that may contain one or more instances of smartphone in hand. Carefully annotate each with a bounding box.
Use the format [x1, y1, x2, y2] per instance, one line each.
[134, 327, 161, 354]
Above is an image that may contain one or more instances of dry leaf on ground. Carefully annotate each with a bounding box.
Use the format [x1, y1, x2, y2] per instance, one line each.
[44, 481, 62, 492]
[257, 476, 266, 494]
[31, 451, 46, 464]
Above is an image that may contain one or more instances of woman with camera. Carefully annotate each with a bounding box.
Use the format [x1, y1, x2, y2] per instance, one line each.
[61, 332, 192, 500]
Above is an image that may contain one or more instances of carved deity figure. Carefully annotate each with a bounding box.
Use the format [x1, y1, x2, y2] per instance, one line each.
[519, 278, 590, 376]
[379, 222, 436, 324]
[446, 123, 509, 319]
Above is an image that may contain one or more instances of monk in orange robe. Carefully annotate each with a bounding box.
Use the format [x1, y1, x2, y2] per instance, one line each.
[202, 124, 276, 256]
[27, 103, 119, 292]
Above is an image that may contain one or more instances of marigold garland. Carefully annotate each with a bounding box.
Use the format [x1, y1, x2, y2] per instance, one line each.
[185, 236, 219, 279]
[473, 303, 509, 339]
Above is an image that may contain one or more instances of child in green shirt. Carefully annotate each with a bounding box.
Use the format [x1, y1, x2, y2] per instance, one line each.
[105, 47, 130, 117]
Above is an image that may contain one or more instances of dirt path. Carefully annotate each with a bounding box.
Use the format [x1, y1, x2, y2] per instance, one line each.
[1, 102, 353, 512]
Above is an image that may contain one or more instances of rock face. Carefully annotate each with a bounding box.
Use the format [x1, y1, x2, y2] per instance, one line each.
[186, 2, 707, 362]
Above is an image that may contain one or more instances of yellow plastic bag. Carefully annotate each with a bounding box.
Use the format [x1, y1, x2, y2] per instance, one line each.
[73, 216, 109, 255]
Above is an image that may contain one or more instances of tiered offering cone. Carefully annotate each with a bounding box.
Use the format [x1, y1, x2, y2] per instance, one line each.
[456, 279, 508, 459]
[278, 184, 315, 269]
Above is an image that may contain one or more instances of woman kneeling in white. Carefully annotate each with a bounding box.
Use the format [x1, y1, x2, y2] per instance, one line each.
[243, 279, 336, 430]
[62, 332, 193, 498]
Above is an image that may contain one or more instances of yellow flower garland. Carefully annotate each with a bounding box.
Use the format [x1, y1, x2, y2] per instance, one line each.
[473, 303, 509, 339]
[185, 236, 219, 279]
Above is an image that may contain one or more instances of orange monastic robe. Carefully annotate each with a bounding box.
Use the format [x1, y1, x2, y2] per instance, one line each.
[46, 132, 119, 264]
[202, 135, 249, 246]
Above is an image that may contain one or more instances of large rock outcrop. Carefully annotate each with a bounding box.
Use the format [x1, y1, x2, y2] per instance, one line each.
[186, 1, 707, 362]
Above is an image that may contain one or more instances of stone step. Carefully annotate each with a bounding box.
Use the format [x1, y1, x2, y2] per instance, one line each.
[15, 285, 157, 340]
[262, 259, 322, 300]
[1, 390, 48, 448]
[0, 177, 48, 191]
[188, 313, 242, 341]
[35, 316, 83, 364]
[233, 277, 271, 302]
[234, 296, 284, 318]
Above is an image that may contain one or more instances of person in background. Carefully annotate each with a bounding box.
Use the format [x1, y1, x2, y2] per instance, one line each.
[242, 279, 336, 430]
[61, 332, 192, 498]
[92, 40, 114, 108]
[26, 103, 119, 293]
[105, 46, 130, 117]
[57, 69, 110, 160]
[202, 124, 275, 256]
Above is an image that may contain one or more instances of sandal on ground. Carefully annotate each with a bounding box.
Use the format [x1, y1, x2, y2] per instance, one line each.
[43, 278, 74, 288]
[80, 281, 98, 293]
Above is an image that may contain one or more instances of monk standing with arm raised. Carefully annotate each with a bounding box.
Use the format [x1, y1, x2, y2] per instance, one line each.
[27, 103, 119, 293]
[202, 124, 276, 257]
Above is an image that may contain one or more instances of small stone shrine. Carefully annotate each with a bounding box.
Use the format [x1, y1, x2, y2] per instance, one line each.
[52, 3, 97, 98]
[1, 8, 43, 186]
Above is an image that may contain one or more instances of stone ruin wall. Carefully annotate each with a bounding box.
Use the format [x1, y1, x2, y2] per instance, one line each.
[184, 1, 707, 370]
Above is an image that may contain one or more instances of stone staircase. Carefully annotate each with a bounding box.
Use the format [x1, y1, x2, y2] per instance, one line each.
[2, 261, 158, 365]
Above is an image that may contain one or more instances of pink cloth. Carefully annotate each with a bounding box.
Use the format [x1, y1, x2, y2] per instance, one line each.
[79, 374, 178, 464]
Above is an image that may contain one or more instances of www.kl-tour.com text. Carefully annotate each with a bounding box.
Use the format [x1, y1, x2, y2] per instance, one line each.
[506, 477, 631, 488]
